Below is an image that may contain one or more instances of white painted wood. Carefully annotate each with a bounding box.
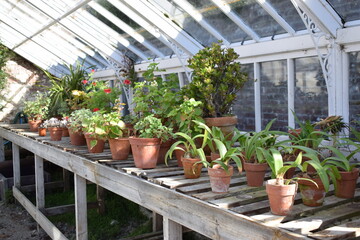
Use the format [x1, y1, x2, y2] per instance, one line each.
[74, 174, 88, 240]
[12, 143, 20, 188]
[342, 52, 350, 127]
[0, 126, 312, 240]
[0, 137, 4, 162]
[287, 58, 295, 128]
[211, 0, 260, 42]
[35, 155, 45, 209]
[254, 62, 261, 132]
[178, 72, 185, 88]
[12, 187, 68, 240]
[163, 217, 182, 240]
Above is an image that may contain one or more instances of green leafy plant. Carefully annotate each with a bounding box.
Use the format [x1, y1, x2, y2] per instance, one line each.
[134, 114, 173, 141]
[102, 112, 127, 139]
[45, 60, 93, 116]
[68, 108, 93, 132]
[184, 40, 248, 118]
[321, 142, 360, 172]
[23, 91, 51, 120]
[133, 63, 181, 126]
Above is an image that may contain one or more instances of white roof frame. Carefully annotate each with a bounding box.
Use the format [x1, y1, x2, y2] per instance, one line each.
[124, 0, 203, 55]
[87, 1, 165, 58]
[210, 0, 261, 42]
[167, 0, 231, 46]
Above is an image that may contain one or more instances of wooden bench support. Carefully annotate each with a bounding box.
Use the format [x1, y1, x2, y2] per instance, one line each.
[12, 143, 20, 188]
[63, 169, 71, 192]
[97, 185, 106, 214]
[75, 173, 88, 240]
[35, 155, 45, 209]
[153, 212, 163, 232]
[0, 137, 4, 162]
[163, 217, 182, 240]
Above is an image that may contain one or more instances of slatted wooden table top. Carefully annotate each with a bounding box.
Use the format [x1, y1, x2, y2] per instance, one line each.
[1, 123, 360, 240]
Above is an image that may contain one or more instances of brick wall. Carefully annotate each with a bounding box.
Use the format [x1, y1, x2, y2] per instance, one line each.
[0, 55, 50, 123]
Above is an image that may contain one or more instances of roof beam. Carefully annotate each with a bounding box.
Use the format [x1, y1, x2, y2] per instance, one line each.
[123, 0, 203, 55]
[87, 1, 165, 58]
[170, 0, 230, 46]
[290, 0, 343, 37]
[255, 0, 295, 35]
[209, 0, 260, 42]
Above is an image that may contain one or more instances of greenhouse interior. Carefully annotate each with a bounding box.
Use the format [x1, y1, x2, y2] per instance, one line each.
[0, 0, 360, 240]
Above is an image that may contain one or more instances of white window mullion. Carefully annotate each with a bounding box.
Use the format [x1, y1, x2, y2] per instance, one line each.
[287, 58, 295, 128]
[254, 62, 261, 131]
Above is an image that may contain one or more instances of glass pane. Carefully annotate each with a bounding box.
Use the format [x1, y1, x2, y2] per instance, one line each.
[234, 64, 255, 131]
[184, 0, 251, 42]
[230, 0, 287, 38]
[294, 57, 328, 124]
[260, 60, 288, 131]
[138, 30, 173, 56]
[349, 52, 360, 131]
[267, 0, 306, 31]
[327, 0, 360, 22]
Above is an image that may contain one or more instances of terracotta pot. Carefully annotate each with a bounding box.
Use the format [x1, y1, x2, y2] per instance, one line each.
[108, 138, 130, 160]
[62, 127, 69, 137]
[69, 129, 86, 146]
[335, 168, 359, 199]
[298, 177, 325, 207]
[181, 157, 203, 179]
[243, 162, 268, 187]
[157, 139, 174, 164]
[28, 120, 42, 132]
[266, 179, 297, 216]
[204, 116, 238, 138]
[84, 133, 105, 153]
[210, 152, 220, 161]
[129, 137, 161, 169]
[174, 144, 185, 167]
[125, 123, 135, 136]
[208, 165, 234, 193]
[38, 128, 46, 137]
[48, 127, 63, 141]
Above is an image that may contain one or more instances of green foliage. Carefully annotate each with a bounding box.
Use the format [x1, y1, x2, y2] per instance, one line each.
[81, 111, 107, 138]
[184, 41, 248, 117]
[45, 61, 94, 116]
[68, 108, 93, 132]
[101, 111, 127, 139]
[132, 63, 181, 125]
[23, 91, 51, 120]
[134, 114, 173, 141]
[167, 97, 204, 136]
[322, 141, 360, 172]
[0, 43, 13, 109]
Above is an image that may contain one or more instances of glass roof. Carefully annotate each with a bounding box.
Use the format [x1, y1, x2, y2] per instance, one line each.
[0, 0, 359, 77]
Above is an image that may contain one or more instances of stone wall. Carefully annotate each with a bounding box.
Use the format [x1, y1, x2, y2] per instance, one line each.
[0, 54, 50, 123]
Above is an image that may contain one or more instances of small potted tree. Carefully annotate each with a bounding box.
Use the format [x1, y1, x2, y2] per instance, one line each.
[184, 41, 248, 136]
[129, 115, 173, 169]
[23, 91, 50, 131]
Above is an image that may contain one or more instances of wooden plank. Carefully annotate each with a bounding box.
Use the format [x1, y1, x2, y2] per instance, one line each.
[153, 175, 211, 189]
[153, 212, 163, 232]
[20, 181, 64, 192]
[74, 174, 88, 240]
[209, 189, 269, 209]
[163, 217, 182, 240]
[0, 126, 313, 240]
[12, 187, 68, 240]
[35, 155, 45, 209]
[44, 202, 99, 216]
[12, 143, 20, 188]
[0, 137, 4, 162]
[279, 202, 360, 234]
[97, 185, 106, 214]
[308, 219, 360, 240]
[63, 169, 71, 192]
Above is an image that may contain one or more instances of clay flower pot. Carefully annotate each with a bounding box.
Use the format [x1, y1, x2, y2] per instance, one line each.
[181, 157, 203, 179]
[298, 177, 325, 207]
[69, 129, 86, 146]
[129, 137, 161, 169]
[84, 133, 105, 153]
[108, 138, 130, 160]
[62, 127, 70, 137]
[266, 179, 297, 215]
[244, 162, 268, 187]
[335, 168, 359, 199]
[208, 165, 234, 193]
[48, 127, 63, 141]
[38, 128, 46, 137]
[174, 144, 185, 167]
[204, 116, 238, 138]
[28, 120, 42, 132]
[157, 139, 174, 164]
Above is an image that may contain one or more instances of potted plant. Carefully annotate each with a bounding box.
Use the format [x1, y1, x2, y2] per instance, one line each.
[38, 123, 47, 137]
[129, 115, 173, 169]
[42, 117, 66, 141]
[23, 91, 50, 131]
[67, 109, 92, 146]
[167, 97, 204, 166]
[81, 111, 107, 153]
[165, 129, 207, 179]
[184, 41, 248, 135]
